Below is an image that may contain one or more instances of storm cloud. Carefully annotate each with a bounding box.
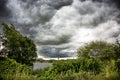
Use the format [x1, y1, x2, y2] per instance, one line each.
[1, 0, 120, 58]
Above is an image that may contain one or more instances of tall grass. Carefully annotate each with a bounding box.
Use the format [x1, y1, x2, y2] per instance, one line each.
[0, 58, 37, 80]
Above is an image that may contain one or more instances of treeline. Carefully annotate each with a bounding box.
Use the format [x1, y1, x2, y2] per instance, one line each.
[33, 41, 120, 80]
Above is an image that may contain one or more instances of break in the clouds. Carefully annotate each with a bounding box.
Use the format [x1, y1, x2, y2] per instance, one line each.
[5, 0, 120, 58]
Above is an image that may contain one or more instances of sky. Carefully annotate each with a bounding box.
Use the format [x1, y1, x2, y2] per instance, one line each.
[0, 0, 120, 59]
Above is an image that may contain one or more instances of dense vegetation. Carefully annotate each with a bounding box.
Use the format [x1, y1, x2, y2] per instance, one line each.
[32, 41, 120, 80]
[1, 58, 120, 80]
[0, 58, 35, 80]
[1, 23, 37, 66]
[0, 23, 120, 80]
[77, 41, 115, 60]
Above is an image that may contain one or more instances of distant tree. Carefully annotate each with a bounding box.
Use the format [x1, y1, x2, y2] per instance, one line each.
[1, 23, 37, 66]
[77, 41, 115, 60]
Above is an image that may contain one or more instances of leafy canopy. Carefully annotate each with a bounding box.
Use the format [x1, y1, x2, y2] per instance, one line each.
[1, 23, 37, 66]
[77, 41, 115, 60]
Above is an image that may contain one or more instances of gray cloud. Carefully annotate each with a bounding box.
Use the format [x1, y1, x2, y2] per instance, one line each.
[3, 0, 120, 58]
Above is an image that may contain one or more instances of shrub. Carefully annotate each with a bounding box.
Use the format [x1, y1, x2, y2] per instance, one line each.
[46, 58, 101, 75]
[113, 40, 120, 60]
[77, 41, 115, 60]
[115, 59, 120, 72]
[0, 58, 33, 80]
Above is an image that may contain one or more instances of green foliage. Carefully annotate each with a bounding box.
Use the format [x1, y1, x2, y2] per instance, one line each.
[0, 58, 36, 80]
[35, 58, 101, 79]
[112, 40, 120, 59]
[103, 60, 120, 80]
[33, 59, 120, 80]
[77, 41, 115, 60]
[115, 59, 120, 72]
[58, 58, 100, 74]
[1, 23, 37, 66]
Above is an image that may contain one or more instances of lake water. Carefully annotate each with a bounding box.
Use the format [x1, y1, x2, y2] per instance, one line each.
[33, 62, 52, 70]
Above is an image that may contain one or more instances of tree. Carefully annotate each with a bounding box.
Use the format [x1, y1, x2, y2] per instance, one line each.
[1, 23, 37, 66]
[77, 41, 115, 60]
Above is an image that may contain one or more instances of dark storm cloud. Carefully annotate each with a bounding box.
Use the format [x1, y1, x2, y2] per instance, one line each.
[2, 0, 120, 58]
[39, 46, 71, 58]
[0, 0, 8, 29]
[19, 0, 73, 10]
[47, 0, 73, 9]
[0, 0, 7, 12]
[0, 0, 10, 17]
[0, 0, 120, 19]
[36, 35, 70, 45]
[112, 0, 120, 9]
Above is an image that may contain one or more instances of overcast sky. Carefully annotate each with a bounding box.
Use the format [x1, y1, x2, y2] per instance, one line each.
[1, 0, 120, 58]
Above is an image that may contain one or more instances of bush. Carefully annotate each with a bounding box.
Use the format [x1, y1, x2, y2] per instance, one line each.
[103, 60, 120, 80]
[113, 40, 120, 59]
[46, 58, 101, 75]
[77, 41, 115, 60]
[115, 59, 120, 72]
[0, 58, 33, 80]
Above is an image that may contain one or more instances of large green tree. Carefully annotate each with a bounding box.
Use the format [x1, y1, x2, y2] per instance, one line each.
[77, 41, 115, 60]
[1, 23, 37, 66]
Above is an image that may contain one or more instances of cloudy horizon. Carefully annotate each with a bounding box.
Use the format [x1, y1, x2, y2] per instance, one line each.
[0, 0, 120, 58]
